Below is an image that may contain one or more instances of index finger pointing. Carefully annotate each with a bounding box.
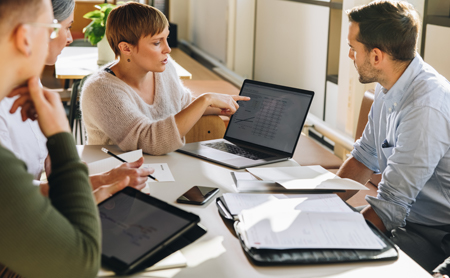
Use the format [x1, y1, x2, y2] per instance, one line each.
[232, 96, 251, 101]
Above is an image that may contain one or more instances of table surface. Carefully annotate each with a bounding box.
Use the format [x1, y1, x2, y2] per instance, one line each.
[55, 47, 192, 80]
[77, 145, 431, 278]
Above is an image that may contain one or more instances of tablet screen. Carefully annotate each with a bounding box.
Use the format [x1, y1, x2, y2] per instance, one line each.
[99, 192, 192, 265]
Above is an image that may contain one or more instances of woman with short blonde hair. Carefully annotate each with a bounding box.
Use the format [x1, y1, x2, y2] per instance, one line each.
[81, 2, 249, 155]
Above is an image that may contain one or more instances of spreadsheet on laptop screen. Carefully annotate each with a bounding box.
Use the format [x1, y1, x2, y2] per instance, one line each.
[226, 82, 313, 153]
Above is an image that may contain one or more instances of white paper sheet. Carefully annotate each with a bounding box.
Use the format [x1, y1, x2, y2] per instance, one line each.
[246, 165, 333, 181]
[222, 193, 287, 215]
[278, 178, 368, 191]
[88, 150, 143, 175]
[143, 163, 175, 183]
[233, 172, 260, 181]
[97, 250, 187, 277]
[223, 193, 352, 215]
[239, 209, 385, 250]
[245, 165, 368, 191]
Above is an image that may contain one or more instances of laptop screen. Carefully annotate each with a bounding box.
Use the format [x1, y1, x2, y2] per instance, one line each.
[225, 80, 314, 154]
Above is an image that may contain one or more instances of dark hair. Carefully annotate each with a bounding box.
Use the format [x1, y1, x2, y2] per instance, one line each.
[347, 0, 420, 61]
[0, 0, 43, 35]
[52, 0, 75, 22]
[106, 2, 169, 58]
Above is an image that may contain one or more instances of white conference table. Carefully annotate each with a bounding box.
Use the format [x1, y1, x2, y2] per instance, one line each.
[77, 145, 432, 278]
[55, 47, 192, 80]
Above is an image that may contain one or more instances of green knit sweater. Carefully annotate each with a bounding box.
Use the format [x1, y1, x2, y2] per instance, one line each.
[0, 132, 100, 278]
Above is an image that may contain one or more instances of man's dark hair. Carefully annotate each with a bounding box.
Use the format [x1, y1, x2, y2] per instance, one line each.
[347, 1, 420, 61]
[0, 0, 43, 35]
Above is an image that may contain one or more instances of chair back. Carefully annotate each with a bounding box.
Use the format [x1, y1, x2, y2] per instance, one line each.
[355, 89, 381, 187]
[69, 76, 89, 130]
[355, 90, 375, 141]
[185, 115, 226, 143]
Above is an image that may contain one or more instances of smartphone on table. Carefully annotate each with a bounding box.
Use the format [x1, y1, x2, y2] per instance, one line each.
[176, 186, 220, 205]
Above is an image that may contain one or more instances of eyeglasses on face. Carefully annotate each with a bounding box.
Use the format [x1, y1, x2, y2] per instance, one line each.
[27, 19, 62, 40]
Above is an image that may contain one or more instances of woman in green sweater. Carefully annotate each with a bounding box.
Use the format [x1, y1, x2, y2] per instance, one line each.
[0, 0, 104, 277]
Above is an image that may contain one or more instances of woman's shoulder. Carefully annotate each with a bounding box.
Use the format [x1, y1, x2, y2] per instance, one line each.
[83, 68, 115, 90]
[82, 68, 127, 100]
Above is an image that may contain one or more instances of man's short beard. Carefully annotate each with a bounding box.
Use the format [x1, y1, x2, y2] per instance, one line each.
[357, 59, 379, 84]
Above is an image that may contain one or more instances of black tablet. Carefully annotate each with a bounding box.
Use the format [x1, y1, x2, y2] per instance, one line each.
[98, 187, 200, 275]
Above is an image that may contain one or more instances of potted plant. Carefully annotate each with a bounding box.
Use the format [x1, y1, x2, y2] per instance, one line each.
[83, 3, 116, 65]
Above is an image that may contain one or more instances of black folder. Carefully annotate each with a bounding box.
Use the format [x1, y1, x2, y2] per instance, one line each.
[216, 196, 398, 265]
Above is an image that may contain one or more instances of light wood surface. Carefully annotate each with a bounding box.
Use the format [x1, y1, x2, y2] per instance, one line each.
[182, 80, 239, 96]
[170, 48, 223, 80]
[55, 47, 192, 80]
[185, 115, 226, 143]
[76, 145, 431, 278]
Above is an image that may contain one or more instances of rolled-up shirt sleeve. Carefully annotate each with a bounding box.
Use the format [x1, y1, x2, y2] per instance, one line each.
[367, 107, 450, 231]
[351, 104, 380, 173]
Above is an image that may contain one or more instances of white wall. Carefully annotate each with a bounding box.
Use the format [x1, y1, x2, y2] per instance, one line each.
[169, 0, 190, 41]
[254, 0, 329, 118]
[424, 25, 450, 81]
[233, 0, 256, 79]
[188, 0, 229, 64]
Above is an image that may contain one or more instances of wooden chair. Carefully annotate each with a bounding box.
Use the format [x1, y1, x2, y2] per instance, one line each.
[185, 115, 226, 143]
[182, 80, 240, 127]
[347, 89, 379, 207]
[355, 90, 382, 187]
[182, 80, 238, 143]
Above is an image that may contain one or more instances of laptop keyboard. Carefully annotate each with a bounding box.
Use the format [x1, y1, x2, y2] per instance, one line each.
[204, 142, 273, 160]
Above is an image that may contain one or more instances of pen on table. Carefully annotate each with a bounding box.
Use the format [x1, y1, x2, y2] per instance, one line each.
[101, 148, 159, 182]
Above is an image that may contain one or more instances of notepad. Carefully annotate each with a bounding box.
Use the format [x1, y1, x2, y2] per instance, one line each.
[222, 193, 353, 215]
[238, 209, 386, 250]
[86, 150, 175, 183]
[222, 193, 385, 250]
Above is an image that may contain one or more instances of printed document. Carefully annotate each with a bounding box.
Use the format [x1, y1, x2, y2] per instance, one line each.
[223, 193, 353, 215]
[239, 209, 386, 250]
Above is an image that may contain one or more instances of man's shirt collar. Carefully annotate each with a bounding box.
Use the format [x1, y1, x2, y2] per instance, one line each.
[380, 55, 423, 113]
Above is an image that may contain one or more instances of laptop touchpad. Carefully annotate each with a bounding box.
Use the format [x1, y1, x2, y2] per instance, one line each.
[198, 148, 239, 160]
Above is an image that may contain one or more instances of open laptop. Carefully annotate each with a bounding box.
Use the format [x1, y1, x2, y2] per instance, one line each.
[177, 79, 314, 169]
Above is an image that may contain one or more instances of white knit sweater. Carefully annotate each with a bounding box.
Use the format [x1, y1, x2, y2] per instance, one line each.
[81, 59, 192, 155]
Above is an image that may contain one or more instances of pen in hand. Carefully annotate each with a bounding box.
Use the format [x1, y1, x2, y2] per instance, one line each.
[101, 148, 159, 182]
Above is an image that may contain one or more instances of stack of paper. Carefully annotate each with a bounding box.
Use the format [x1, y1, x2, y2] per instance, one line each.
[222, 193, 353, 215]
[223, 193, 385, 250]
[245, 165, 368, 191]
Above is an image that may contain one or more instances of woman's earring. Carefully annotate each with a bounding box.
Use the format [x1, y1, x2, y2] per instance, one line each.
[127, 59, 131, 62]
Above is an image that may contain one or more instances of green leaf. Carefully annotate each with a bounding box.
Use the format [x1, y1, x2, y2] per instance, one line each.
[99, 3, 116, 12]
[83, 10, 104, 19]
[82, 3, 116, 46]
[103, 7, 114, 26]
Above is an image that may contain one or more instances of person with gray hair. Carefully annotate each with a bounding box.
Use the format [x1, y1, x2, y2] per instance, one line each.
[0, 0, 154, 202]
[0, 0, 101, 276]
[52, 0, 75, 21]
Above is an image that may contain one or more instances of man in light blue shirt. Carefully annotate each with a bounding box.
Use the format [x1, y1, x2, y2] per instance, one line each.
[338, 1, 450, 272]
